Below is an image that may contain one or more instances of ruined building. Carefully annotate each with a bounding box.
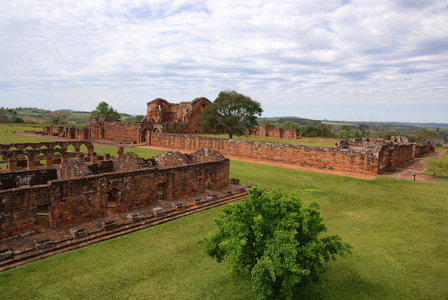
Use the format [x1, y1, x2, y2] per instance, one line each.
[0, 142, 229, 240]
[43, 97, 211, 143]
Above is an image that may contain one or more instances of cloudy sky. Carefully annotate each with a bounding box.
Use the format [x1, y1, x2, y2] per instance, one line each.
[1, 0, 447, 122]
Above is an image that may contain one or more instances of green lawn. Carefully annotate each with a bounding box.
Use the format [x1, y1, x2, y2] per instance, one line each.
[0, 124, 53, 144]
[1, 125, 447, 299]
[1, 159, 447, 299]
[0, 124, 162, 159]
[200, 134, 338, 148]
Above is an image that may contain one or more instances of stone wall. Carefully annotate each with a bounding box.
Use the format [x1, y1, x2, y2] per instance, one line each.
[0, 169, 57, 190]
[250, 125, 297, 139]
[148, 133, 380, 174]
[335, 137, 433, 172]
[0, 149, 229, 240]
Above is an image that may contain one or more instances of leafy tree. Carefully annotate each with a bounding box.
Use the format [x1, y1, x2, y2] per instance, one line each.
[424, 156, 448, 178]
[281, 121, 303, 134]
[258, 119, 273, 126]
[48, 112, 69, 124]
[0, 108, 9, 123]
[200, 90, 263, 139]
[11, 116, 24, 123]
[91, 101, 121, 120]
[338, 130, 350, 139]
[134, 115, 144, 122]
[202, 187, 352, 300]
[415, 129, 437, 142]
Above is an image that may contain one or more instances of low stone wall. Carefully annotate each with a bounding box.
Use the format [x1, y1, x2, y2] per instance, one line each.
[149, 133, 380, 174]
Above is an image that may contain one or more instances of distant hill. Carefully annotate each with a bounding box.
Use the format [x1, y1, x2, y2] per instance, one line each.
[259, 116, 320, 126]
[381, 122, 448, 128]
[54, 109, 74, 113]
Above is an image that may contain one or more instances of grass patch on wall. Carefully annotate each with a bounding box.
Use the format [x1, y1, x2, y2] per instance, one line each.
[1, 160, 447, 299]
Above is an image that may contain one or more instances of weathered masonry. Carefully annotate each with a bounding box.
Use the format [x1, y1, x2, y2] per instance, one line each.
[0, 145, 229, 240]
[43, 97, 211, 143]
[147, 133, 433, 175]
[0, 141, 94, 171]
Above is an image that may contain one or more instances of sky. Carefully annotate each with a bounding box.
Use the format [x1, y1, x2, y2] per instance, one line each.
[1, 0, 448, 123]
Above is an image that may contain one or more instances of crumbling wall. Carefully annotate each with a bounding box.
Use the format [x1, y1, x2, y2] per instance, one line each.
[57, 159, 93, 180]
[249, 125, 297, 139]
[113, 152, 149, 171]
[336, 137, 433, 172]
[0, 169, 57, 190]
[149, 133, 380, 174]
[0, 150, 229, 240]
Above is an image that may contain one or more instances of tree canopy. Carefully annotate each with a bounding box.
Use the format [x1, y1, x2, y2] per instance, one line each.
[202, 187, 352, 300]
[424, 156, 448, 177]
[200, 90, 263, 139]
[91, 101, 121, 120]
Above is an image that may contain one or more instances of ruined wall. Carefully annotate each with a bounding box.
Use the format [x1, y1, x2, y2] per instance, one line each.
[99, 122, 142, 142]
[250, 125, 297, 139]
[0, 169, 57, 190]
[149, 133, 380, 175]
[0, 153, 229, 240]
[336, 137, 433, 172]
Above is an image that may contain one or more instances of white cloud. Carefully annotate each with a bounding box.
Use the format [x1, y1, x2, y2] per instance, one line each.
[0, 0, 447, 122]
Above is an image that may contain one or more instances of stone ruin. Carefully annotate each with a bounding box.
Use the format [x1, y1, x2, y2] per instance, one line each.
[42, 97, 211, 143]
[0, 142, 229, 240]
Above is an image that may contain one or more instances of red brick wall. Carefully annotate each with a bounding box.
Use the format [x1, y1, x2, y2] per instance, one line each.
[393, 144, 414, 166]
[0, 159, 229, 240]
[101, 122, 141, 142]
[250, 125, 297, 139]
[149, 133, 380, 175]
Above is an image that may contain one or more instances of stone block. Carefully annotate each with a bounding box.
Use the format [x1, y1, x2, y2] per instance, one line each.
[173, 202, 186, 210]
[192, 198, 204, 205]
[103, 220, 119, 231]
[127, 213, 143, 222]
[34, 239, 53, 249]
[152, 207, 166, 217]
[0, 249, 14, 260]
[70, 228, 88, 238]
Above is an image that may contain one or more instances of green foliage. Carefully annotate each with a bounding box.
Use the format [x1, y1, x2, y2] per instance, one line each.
[48, 112, 69, 124]
[303, 122, 333, 138]
[11, 116, 24, 123]
[281, 121, 302, 134]
[202, 187, 352, 300]
[415, 128, 437, 142]
[338, 130, 350, 139]
[424, 156, 448, 177]
[91, 101, 121, 120]
[200, 90, 263, 139]
[134, 115, 145, 122]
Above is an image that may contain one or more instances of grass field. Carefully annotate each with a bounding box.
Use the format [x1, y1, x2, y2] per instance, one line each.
[1, 125, 447, 299]
[200, 134, 339, 148]
[0, 124, 162, 159]
[0, 161, 447, 299]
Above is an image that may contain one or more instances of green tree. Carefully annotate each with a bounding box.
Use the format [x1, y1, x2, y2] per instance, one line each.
[338, 130, 350, 139]
[202, 187, 352, 300]
[134, 115, 144, 122]
[415, 129, 437, 142]
[91, 101, 121, 120]
[200, 90, 263, 139]
[48, 112, 69, 124]
[424, 156, 448, 178]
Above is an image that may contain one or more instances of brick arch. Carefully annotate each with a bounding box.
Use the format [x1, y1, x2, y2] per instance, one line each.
[140, 126, 153, 143]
